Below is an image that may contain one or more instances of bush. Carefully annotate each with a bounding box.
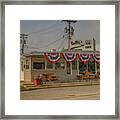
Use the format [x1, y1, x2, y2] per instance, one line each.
[20, 83, 26, 91]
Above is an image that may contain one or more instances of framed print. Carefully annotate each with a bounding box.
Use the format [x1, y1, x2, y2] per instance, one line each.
[0, 0, 119, 119]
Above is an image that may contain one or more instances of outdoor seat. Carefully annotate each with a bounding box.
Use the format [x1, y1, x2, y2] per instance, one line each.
[77, 74, 83, 81]
[42, 73, 57, 81]
[82, 75, 89, 80]
[89, 74, 96, 80]
[49, 75, 57, 81]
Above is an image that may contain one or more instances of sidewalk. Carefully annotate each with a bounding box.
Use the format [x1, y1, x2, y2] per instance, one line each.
[20, 81, 100, 91]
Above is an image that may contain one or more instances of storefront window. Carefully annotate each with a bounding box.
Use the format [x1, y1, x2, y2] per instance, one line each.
[97, 64, 100, 71]
[72, 61, 77, 70]
[55, 61, 65, 70]
[47, 61, 53, 69]
[33, 62, 45, 69]
[88, 62, 95, 72]
[79, 62, 87, 73]
[67, 63, 71, 74]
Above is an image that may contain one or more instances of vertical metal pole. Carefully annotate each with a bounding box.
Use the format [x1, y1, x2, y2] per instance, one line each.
[70, 63, 72, 75]
[30, 56, 32, 82]
[23, 57, 25, 81]
[77, 59, 79, 75]
[45, 59, 47, 70]
[64, 61, 66, 70]
[87, 62, 89, 72]
[95, 62, 98, 81]
[20, 34, 28, 55]
[95, 62, 97, 74]
[53, 64, 55, 70]
[68, 22, 71, 51]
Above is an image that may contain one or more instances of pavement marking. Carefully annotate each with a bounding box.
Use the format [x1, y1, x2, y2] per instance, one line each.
[53, 92, 99, 100]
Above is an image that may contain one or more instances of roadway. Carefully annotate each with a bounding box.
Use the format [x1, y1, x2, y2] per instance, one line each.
[20, 85, 100, 100]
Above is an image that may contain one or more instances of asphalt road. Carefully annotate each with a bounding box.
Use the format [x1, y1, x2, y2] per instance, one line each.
[20, 85, 100, 100]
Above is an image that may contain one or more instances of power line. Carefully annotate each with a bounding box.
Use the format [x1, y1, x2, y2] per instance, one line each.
[26, 45, 42, 50]
[27, 22, 63, 35]
[57, 36, 67, 51]
[74, 22, 81, 40]
[57, 38, 64, 51]
[61, 37, 68, 50]
[41, 36, 64, 48]
[31, 27, 62, 36]
[26, 36, 65, 50]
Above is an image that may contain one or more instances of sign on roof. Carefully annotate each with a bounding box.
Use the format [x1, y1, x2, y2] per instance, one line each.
[70, 39, 95, 51]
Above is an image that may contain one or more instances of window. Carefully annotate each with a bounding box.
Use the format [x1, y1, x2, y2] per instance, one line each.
[26, 59, 30, 70]
[67, 63, 71, 74]
[97, 64, 100, 71]
[79, 62, 87, 73]
[55, 62, 65, 70]
[21, 61, 24, 71]
[26, 65, 29, 69]
[72, 61, 77, 70]
[33, 62, 45, 69]
[47, 61, 53, 69]
[88, 62, 95, 72]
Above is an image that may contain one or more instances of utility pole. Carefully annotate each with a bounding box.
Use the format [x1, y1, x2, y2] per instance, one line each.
[62, 20, 77, 51]
[20, 33, 28, 55]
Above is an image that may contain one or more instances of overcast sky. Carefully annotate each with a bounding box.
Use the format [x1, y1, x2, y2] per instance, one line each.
[20, 20, 100, 53]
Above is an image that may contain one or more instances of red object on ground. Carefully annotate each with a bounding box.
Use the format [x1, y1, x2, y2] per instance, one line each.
[34, 79, 42, 86]
[39, 79, 42, 85]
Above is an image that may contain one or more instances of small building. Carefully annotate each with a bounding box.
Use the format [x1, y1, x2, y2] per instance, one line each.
[20, 51, 100, 83]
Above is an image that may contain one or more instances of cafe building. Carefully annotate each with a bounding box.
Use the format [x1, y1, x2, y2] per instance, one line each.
[20, 50, 100, 83]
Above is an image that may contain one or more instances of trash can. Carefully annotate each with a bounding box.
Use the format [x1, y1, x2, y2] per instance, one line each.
[42, 79, 46, 85]
[34, 79, 39, 86]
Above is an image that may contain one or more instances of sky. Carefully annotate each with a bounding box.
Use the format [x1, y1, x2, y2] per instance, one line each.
[20, 20, 100, 53]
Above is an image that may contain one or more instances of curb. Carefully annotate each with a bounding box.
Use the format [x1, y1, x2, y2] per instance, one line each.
[21, 82, 100, 92]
